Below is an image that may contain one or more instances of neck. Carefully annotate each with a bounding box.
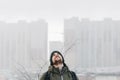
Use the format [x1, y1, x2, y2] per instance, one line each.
[53, 63, 63, 70]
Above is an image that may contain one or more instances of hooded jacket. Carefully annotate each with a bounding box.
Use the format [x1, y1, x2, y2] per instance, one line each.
[40, 51, 78, 80]
[40, 65, 73, 80]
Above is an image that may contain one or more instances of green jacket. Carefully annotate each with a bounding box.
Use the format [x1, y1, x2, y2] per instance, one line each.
[40, 66, 77, 80]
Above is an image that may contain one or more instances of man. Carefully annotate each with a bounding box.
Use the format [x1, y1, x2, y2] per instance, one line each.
[40, 51, 79, 80]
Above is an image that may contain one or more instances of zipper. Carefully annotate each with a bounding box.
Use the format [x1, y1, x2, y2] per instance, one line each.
[60, 75, 63, 80]
[60, 71, 63, 80]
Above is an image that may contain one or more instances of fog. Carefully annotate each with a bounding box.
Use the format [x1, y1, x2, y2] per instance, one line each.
[0, 18, 119, 80]
[0, 0, 120, 80]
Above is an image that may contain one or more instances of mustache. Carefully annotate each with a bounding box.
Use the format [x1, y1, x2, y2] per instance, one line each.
[53, 59, 62, 65]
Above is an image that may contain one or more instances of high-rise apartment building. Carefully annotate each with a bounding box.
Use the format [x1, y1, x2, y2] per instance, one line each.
[0, 19, 48, 72]
[64, 17, 120, 72]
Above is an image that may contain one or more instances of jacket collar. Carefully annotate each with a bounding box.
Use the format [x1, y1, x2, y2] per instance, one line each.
[48, 65, 69, 74]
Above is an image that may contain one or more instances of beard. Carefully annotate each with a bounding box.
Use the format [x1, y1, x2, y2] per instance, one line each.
[53, 59, 62, 65]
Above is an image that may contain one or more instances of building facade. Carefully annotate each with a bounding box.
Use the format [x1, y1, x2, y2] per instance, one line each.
[64, 17, 120, 72]
[0, 19, 48, 72]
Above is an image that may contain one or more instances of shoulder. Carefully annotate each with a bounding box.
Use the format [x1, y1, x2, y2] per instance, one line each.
[39, 72, 47, 80]
[70, 71, 79, 80]
[39, 71, 51, 80]
[70, 71, 77, 76]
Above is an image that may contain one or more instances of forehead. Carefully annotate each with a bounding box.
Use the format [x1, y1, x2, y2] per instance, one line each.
[53, 53, 59, 55]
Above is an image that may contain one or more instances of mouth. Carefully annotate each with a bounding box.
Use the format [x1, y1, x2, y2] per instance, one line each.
[53, 58, 62, 65]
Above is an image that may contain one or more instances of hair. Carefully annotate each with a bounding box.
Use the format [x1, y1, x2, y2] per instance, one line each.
[50, 51, 66, 66]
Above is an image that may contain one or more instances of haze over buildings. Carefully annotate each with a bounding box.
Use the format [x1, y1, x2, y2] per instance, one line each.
[0, 0, 120, 79]
[0, 0, 120, 43]
[0, 20, 48, 72]
[0, 18, 120, 80]
[64, 17, 120, 72]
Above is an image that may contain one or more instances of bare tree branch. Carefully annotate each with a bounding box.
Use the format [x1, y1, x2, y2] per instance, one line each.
[16, 62, 32, 80]
[63, 39, 80, 57]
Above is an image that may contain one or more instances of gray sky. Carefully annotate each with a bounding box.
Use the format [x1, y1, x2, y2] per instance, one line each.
[0, 0, 120, 41]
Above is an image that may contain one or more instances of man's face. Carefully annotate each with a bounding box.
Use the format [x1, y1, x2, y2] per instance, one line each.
[52, 53, 62, 65]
